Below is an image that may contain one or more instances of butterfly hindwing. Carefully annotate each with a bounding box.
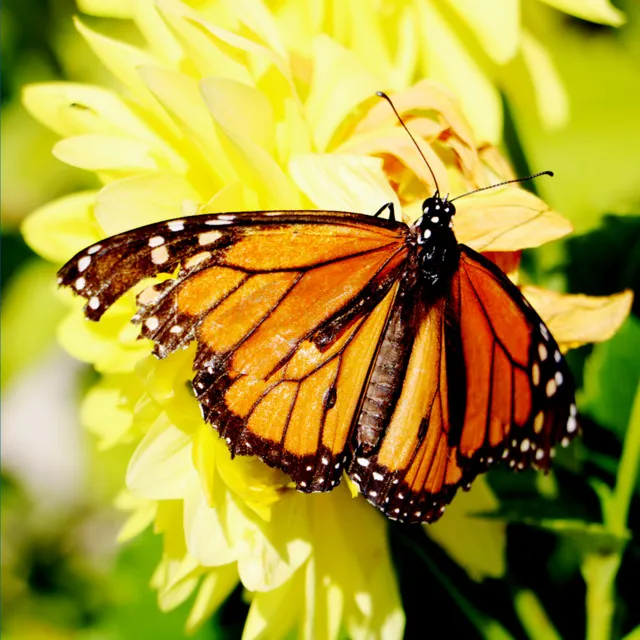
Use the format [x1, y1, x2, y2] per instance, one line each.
[347, 246, 577, 523]
[58, 210, 409, 492]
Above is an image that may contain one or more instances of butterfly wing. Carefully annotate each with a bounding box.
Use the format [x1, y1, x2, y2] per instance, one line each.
[58, 210, 409, 491]
[348, 245, 578, 523]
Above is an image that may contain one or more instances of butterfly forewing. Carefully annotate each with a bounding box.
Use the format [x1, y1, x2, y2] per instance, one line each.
[58, 210, 409, 492]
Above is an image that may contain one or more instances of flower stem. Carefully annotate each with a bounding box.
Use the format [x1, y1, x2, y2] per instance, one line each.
[584, 384, 640, 640]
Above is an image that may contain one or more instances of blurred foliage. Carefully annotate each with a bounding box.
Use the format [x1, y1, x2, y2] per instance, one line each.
[2, 0, 640, 638]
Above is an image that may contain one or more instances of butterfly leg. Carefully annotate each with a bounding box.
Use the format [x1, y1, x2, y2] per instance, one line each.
[373, 202, 396, 222]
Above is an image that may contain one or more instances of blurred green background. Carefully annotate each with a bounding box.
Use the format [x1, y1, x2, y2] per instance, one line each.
[2, 0, 639, 639]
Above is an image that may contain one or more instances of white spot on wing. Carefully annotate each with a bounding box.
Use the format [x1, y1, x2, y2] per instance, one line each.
[199, 230, 223, 245]
[151, 246, 169, 264]
[538, 343, 548, 361]
[149, 236, 165, 247]
[145, 317, 159, 331]
[87, 244, 101, 255]
[78, 256, 91, 272]
[167, 220, 185, 232]
[88, 297, 100, 309]
[75, 277, 86, 290]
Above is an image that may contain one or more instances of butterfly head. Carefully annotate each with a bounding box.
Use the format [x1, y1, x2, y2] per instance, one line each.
[416, 194, 456, 242]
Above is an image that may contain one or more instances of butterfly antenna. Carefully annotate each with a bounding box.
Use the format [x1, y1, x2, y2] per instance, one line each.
[449, 171, 554, 203]
[376, 91, 441, 196]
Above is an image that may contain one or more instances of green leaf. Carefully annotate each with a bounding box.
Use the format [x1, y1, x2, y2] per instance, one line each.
[581, 316, 640, 438]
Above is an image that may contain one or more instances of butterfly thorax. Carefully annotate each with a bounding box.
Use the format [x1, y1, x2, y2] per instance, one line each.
[411, 195, 460, 298]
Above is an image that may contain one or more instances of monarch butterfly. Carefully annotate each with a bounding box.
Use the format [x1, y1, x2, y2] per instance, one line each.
[57, 92, 578, 524]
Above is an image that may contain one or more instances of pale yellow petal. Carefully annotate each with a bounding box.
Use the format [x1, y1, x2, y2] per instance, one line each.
[81, 376, 135, 449]
[454, 186, 573, 251]
[416, 1, 502, 143]
[234, 493, 312, 592]
[183, 469, 238, 566]
[198, 77, 275, 154]
[445, 0, 520, 63]
[116, 492, 157, 542]
[306, 36, 381, 151]
[520, 31, 569, 129]
[200, 77, 299, 208]
[185, 565, 239, 634]
[155, 0, 253, 83]
[355, 79, 476, 152]
[126, 412, 193, 500]
[226, 0, 288, 59]
[22, 82, 157, 140]
[74, 17, 181, 136]
[336, 125, 450, 198]
[426, 476, 506, 580]
[536, 0, 625, 26]
[243, 569, 303, 640]
[94, 172, 200, 235]
[137, 65, 236, 188]
[289, 153, 400, 215]
[521, 287, 634, 350]
[131, 0, 183, 67]
[77, 0, 132, 17]
[157, 554, 202, 612]
[57, 297, 149, 372]
[53, 134, 162, 172]
[22, 191, 102, 263]
[162, 0, 292, 83]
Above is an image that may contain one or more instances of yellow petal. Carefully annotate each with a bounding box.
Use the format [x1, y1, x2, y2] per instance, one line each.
[171, 0, 292, 83]
[198, 77, 275, 154]
[455, 186, 573, 251]
[155, 0, 253, 83]
[306, 36, 381, 151]
[22, 191, 102, 263]
[244, 568, 303, 640]
[445, 0, 520, 63]
[426, 476, 506, 580]
[185, 565, 239, 634]
[229, 0, 288, 60]
[115, 491, 157, 542]
[126, 412, 193, 499]
[53, 134, 162, 172]
[22, 82, 157, 140]
[183, 469, 238, 566]
[416, 1, 502, 143]
[521, 287, 633, 350]
[200, 77, 299, 208]
[355, 80, 476, 151]
[536, 0, 625, 26]
[520, 31, 569, 129]
[289, 153, 400, 214]
[94, 172, 200, 235]
[131, 0, 183, 67]
[137, 65, 235, 188]
[81, 376, 135, 449]
[235, 493, 312, 592]
[74, 17, 181, 136]
[215, 438, 291, 521]
[157, 554, 202, 612]
[76, 0, 132, 17]
[57, 297, 149, 372]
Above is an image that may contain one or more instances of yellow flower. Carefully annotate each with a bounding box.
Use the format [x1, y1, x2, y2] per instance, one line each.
[20, 0, 632, 636]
